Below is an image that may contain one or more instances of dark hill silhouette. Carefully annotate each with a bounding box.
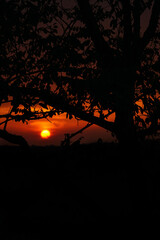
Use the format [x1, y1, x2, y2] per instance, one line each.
[1, 141, 160, 227]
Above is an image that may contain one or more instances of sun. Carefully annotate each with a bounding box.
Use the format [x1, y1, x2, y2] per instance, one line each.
[40, 130, 51, 139]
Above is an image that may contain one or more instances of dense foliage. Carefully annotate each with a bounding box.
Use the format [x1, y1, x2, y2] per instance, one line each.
[0, 0, 160, 144]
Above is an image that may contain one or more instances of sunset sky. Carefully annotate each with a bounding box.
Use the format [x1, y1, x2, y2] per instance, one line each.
[0, 1, 151, 146]
[0, 109, 115, 146]
[0, 97, 115, 146]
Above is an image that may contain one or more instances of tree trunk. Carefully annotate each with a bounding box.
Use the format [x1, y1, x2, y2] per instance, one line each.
[114, 67, 148, 215]
[115, 67, 136, 146]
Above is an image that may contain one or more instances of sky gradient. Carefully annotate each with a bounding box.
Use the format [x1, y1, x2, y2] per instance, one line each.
[0, 114, 115, 146]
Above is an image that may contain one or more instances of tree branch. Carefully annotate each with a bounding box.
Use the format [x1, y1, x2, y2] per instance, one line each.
[8, 86, 116, 134]
[0, 130, 29, 148]
[69, 107, 115, 132]
[76, 0, 114, 66]
[133, 0, 140, 47]
[140, 0, 160, 50]
[66, 123, 93, 140]
[120, 0, 132, 62]
[44, 92, 116, 133]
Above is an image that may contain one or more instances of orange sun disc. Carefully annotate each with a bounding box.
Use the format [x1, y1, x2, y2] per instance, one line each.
[40, 130, 51, 139]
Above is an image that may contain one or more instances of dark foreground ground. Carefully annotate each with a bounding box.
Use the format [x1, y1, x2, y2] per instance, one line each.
[1, 141, 160, 227]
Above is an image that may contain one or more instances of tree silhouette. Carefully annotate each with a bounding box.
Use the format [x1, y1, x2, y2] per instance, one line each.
[0, 0, 160, 146]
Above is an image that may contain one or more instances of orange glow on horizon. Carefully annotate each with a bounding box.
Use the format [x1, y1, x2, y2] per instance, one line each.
[0, 103, 116, 145]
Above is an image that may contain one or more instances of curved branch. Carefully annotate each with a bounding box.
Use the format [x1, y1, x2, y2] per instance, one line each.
[43, 92, 116, 133]
[0, 130, 29, 148]
[8, 86, 116, 134]
[69, 107, 115, 132]
[140, 0, 160, 50]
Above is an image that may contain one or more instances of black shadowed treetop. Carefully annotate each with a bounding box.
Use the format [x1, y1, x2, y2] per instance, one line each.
[0, 0, 160, 146]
